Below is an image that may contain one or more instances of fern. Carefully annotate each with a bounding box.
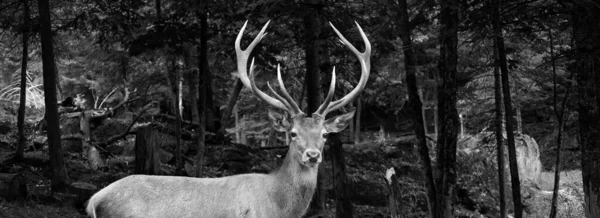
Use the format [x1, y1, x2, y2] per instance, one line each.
[0, 70, 45, 109]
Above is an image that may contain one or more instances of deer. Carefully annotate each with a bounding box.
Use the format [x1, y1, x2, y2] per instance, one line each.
[85, 20, 371, 218]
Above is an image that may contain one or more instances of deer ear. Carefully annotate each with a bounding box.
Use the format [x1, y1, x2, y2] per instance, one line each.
[268, 109, 292, 132]
[324, 108, 356, 133]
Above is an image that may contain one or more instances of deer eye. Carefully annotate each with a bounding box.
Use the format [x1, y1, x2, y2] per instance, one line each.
[322, 133, 328, 138]
[290, 132, 297, 138]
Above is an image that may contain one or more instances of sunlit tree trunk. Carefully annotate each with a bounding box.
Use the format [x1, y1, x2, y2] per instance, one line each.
[492, 0, 523, 216]
[398, 0, 436, 215]
[16, 0, 30, 161]
[164, 56, 183, 173]
[436, 0, 460, 217]
[572, 1, 600, 217]
[38, 0, 69, 191]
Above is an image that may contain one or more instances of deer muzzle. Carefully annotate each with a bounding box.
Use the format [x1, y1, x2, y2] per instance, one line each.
[303, 149, 322, 165]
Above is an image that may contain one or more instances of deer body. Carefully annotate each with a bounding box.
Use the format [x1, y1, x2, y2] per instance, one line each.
[86, 20, 370, 218]
[86, 150, 317, 218]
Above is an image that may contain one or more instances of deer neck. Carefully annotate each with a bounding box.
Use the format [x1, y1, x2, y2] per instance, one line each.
[270, 149, 318, 216]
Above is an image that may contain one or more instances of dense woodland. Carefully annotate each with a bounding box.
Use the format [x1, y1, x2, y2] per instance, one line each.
[0, 0, 599, 217]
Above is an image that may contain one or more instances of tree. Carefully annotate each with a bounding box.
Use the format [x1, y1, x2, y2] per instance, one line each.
[490, 0, 507, 217]
[303, 0, 325, 214]
[330, 132, 353, 217]
[493, 42, 507, 218]
[195, 1, 208, 177]
[548, 23, 571, 218]
[572, 0, 600, 217]
[491, 30, 508, 218]
[492, 0, 523, 216]
[15, 0, 30, 161]
[397, 0, 436, 215]
[436, 0, 460, 217]
[38, 0, 69, 191]
[166, 56, 184, 173]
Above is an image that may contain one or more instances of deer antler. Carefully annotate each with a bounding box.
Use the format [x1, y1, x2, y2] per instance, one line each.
[235, 20, 304, 116]
[236, 21, 370, 118]
[314, 22, 371, 117]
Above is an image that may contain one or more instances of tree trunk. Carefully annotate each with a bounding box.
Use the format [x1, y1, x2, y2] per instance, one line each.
[16, 0, 30, 161]
[330, 133, 353, 218]
[195, 6, 208, 177]
[0, 173, 27, 201]
[81, 112, 104, 170]
[234, 105, 241, 143]
[493, 43, 507, 218]
[572, 1, 600, 217]
[165, 56, 183, 173]
[303, 0, 325, 214]
[398, 0, 436, 215]
[219, 79, 243, 131]
[385, 167, 400, 218]
[185, 49, 200, 124]
[436, 0, 460, 217]
[155, 0, 161, 19]
[204, 69, 216, 132]
[135, 126, 161, 175]
[459, 113, 464, 137]
[492, 0, 523, 216]
[516, 102, 522, 134]
[349, 103, 354, 139]
[70, 182, 97, 210]
[303, 9, 322, 114]
[354, 98, 361, 144]
[38, 0, 69, 192]
[548, 24, 572, 218]
[419, 88, 429, 135]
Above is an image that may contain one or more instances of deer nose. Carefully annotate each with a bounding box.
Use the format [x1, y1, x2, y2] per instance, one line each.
[306, 150, 321, 163]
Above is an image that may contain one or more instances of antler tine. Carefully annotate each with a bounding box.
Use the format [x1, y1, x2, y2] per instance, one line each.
[266, 82, 293, 111]
[314, 67, 336, 116]
[235, 20, 290, 112]
[324, 21, 371, 115]
[246, 58, 292, 111]
[276, 65, 303, 115]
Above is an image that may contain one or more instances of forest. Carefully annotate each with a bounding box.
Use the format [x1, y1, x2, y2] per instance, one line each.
[0, 0, 599, 217]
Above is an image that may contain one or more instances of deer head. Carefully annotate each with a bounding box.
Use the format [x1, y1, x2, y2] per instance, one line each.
[235, 20, 371, 168]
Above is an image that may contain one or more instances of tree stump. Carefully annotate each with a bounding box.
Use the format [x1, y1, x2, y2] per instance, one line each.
[0, 173, 27, 201]
[135, 126, 161, 175]
[70, 182, 97, 209]
[60, 114, 83, 153]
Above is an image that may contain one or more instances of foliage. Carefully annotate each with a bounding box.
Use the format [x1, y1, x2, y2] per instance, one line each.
[0, 70, 44, 109]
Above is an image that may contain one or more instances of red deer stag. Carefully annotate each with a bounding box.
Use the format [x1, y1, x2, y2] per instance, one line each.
[86, 20, 371, 218]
